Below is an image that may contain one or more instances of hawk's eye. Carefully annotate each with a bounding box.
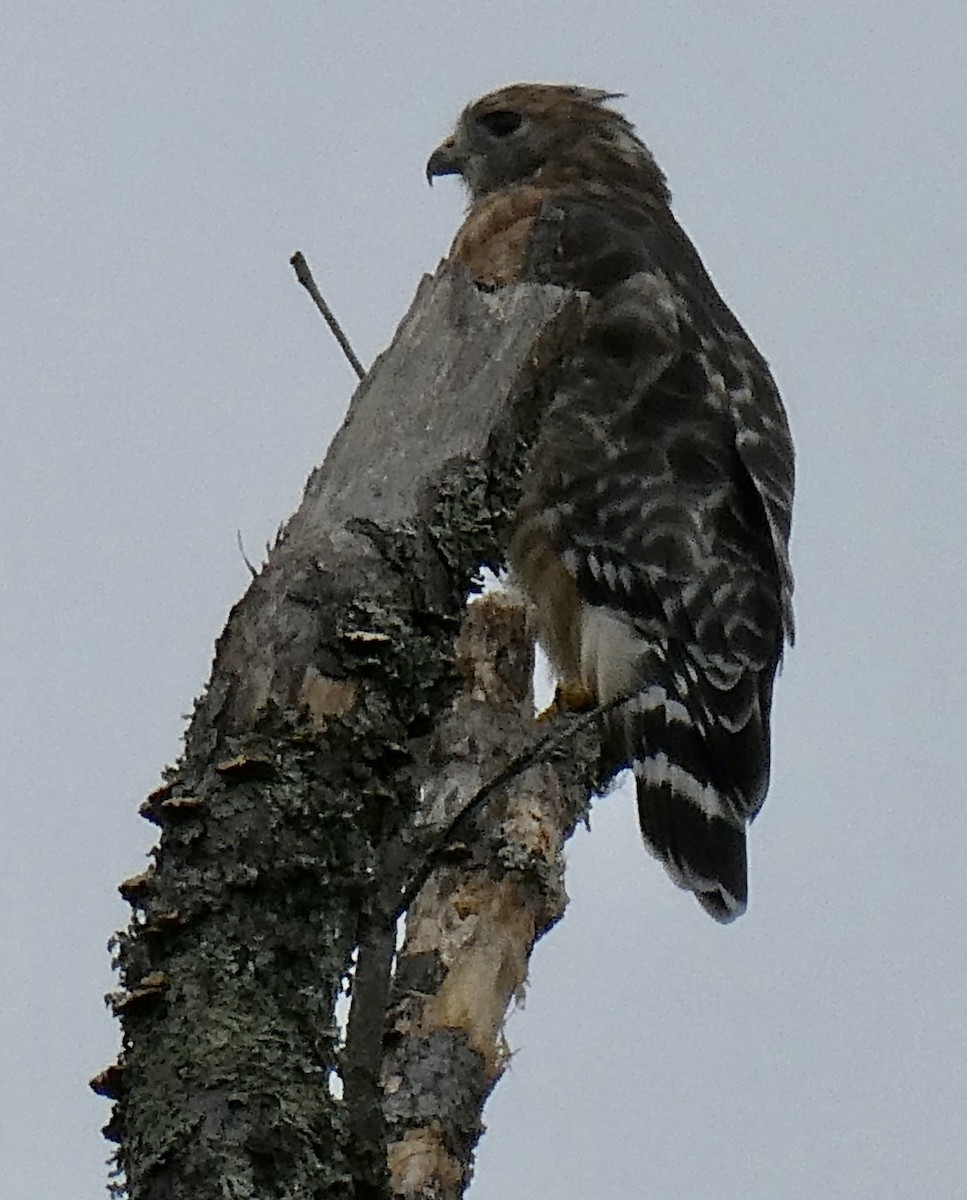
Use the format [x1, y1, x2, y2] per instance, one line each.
[479, 110, 523, 138]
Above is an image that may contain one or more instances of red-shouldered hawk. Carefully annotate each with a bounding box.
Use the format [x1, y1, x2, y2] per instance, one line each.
[427, 84, 794, 922]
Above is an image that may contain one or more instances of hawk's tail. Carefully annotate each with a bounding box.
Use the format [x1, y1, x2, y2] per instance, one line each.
[614, 651, 770, 923]
[632, 763, 747, 922]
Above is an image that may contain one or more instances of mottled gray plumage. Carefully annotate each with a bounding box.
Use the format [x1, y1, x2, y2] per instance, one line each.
[428, 84, 794, 921]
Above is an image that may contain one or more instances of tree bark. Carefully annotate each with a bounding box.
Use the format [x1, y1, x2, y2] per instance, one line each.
[97, 263, 598, 1199]
[382, 594, 600, 1198]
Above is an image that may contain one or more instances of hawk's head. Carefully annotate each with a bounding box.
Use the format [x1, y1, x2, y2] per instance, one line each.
[427, 83, 670, 206]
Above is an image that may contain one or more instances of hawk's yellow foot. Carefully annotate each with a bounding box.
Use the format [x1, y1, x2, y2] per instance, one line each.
[537, 679, 598, 722]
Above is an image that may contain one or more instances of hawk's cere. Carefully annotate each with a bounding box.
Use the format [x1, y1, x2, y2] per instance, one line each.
[427, 84, 794, 922]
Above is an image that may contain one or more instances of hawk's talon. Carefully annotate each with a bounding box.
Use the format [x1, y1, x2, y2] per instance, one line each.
[537, 680, 598, 722]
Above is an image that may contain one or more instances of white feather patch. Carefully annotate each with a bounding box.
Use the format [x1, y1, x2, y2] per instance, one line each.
[578, 604, 644, 702]
[634, 685, 690, 725]
[634, 752, 734, 823]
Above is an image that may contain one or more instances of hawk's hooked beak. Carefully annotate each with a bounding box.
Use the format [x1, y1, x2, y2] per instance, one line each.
[426, 135, 462, 186]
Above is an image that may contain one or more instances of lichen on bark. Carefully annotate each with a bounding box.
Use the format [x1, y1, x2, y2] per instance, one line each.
[100, 264, 594, 1199]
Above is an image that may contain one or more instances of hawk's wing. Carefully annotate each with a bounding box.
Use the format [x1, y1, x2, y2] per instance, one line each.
[516, 194, 794, 919]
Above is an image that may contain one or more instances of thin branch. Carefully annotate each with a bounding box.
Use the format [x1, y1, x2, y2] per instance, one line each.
[235, 529, 258, 579]
[383, 690, 632, 920]
[290, 250, 366, 380]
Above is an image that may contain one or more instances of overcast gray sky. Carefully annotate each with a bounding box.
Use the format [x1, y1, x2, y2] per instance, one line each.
[4, 2, 967, 1197]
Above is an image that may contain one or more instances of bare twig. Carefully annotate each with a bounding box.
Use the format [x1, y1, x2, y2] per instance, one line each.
[290, 250, 366, 380]
[235, 529, 258, 579]
[383, 690, 630, 920]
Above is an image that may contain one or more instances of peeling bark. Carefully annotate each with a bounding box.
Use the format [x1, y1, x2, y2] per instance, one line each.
[100, 263, 599, 1199]
[382, 596, 599, 1198]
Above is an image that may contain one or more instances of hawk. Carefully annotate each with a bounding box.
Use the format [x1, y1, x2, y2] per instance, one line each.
[427, 84, 794, 922]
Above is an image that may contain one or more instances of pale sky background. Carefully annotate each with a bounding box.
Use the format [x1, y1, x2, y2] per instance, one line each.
[3, 3, 967, 1197]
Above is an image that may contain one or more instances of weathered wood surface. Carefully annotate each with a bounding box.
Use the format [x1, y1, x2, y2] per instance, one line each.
[383, 594, 599, 1198]
[101, 262, 596, 1200]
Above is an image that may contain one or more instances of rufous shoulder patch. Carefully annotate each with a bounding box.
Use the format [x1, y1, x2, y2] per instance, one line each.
[451, 186, 547, 287]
